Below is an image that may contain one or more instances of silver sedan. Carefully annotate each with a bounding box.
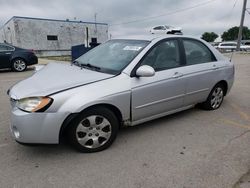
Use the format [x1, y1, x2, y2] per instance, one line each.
[8, 35, 234, 152]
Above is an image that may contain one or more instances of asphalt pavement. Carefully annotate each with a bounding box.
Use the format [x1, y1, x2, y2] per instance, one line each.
[0, 54, 250, 188]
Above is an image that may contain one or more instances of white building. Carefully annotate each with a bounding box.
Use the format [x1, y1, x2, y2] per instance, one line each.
[0, 16, 109, 56]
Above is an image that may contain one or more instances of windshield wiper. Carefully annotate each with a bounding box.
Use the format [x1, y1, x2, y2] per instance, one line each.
[80, 63, 101, 71]
[71, 60, 81, 67]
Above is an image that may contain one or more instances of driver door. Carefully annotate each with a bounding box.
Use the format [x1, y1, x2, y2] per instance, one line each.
[131, 39, 187, 122]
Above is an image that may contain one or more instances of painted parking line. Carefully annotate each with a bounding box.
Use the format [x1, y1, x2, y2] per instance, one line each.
[220, 119, 250, 130]
[229, 103, 250, 121]
[218, 102, 250, 130]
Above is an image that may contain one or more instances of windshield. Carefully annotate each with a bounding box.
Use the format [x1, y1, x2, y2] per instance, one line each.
[76, 39, 150, 74]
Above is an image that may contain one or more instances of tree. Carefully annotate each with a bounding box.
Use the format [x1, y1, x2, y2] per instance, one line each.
[201, 32, 218, 42]
[221, 26, 250, 41]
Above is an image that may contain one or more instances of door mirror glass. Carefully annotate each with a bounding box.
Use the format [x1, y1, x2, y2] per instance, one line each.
[136, 65, 155, 77]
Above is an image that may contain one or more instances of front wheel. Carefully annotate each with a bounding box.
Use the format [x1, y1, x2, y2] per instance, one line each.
[68, 107, 119, 152]
[12, 58, 27, 72]
[200, 84, 225, 110]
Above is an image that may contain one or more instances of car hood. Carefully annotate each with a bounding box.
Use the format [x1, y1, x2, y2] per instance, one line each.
[9, 62, 114, 99]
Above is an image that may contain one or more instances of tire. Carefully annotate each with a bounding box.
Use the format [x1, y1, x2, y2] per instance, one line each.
[12, 58, 27, 72]
[68, 107, 119, 152]
[200, 84, 225, 110]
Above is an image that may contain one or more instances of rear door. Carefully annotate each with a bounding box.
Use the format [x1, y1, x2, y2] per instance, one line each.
[181, 39, 224, 106]
[131, 39, 186, 122]
[0, 44, 14, 69]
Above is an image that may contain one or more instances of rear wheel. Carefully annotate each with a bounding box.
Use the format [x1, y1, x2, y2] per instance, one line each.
[68, 107, 119, 152]
[200, 84, 225, 110]
[12, 58, 27, 72]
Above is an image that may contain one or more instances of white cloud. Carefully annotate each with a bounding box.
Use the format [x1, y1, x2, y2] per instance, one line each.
[0, 0, 249, 37]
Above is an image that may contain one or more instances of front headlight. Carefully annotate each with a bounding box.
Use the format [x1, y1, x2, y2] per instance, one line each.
[16, 97, 53, 112]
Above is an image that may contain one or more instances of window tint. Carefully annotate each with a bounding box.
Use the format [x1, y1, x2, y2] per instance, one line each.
[154, 26, 165, 30]
[0, 45, 7, 51]
[0, 44, 14, 51]
[183, 39, 215, 65]
[141, 40, 181, 71]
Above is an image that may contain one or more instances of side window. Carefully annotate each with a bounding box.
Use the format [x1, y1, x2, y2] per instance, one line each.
[154, 26, 165, 30]
[5, 45, 14, 51]
[0, 44, 14, 51]
[141, 40, 181, 71]
[0, 45, 5, 52]
[183, 39, 215, 65]
[0, 45, 8, 51]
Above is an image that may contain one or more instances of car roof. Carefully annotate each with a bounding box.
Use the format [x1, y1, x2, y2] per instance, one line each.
[112, 34, 195, 42]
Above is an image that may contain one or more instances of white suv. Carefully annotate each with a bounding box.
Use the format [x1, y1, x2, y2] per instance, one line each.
[150, 25, 182, 35]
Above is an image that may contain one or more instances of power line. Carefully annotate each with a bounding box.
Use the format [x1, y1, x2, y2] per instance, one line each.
[110, 0, 218, 27]
[218, 0, 239, 28]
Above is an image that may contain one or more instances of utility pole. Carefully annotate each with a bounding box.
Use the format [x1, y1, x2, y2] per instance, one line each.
[94, 13, 97, 33]
[237, 0, 248, 51]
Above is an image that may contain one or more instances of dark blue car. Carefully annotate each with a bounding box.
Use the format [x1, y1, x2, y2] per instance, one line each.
[0, 43, 38, 72]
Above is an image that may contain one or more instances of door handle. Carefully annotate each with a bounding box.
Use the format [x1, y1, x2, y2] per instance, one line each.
[172, 72, 183, 78]
[5, 52, 11, 55]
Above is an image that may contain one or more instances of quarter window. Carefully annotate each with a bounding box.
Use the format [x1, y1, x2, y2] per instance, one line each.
[0, 44, 14, 51]
[183, 39, 215, 65]
[140, 40, 181, 71]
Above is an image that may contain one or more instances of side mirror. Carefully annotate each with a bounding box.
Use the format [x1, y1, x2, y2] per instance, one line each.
[136, 65, 155, 77]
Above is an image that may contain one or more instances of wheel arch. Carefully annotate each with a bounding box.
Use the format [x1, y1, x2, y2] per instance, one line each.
[216, 80, 228, 96]
[11, 56, 27, 64]
[59, 103, 123, 143]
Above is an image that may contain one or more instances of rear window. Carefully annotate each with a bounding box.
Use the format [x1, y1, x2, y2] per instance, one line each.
[0, 44, 14, 51]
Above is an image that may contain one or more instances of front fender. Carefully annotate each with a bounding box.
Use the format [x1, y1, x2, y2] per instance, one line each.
[49, 74, 131, 122]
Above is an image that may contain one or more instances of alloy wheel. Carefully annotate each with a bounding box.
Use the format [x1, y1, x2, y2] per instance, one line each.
[13, 59, 26, 71]
[210, 87, 224, 109]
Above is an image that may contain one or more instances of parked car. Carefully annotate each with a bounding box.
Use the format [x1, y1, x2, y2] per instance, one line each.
[0, 43, 38, 72]
[240, 43, 250, 51]
[8, 35, 234, 152]
[150, 25, 182, 35]
[241, 40, 250, 46]
[210, 42, 219, 49]
[217, 41, 250, 52]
